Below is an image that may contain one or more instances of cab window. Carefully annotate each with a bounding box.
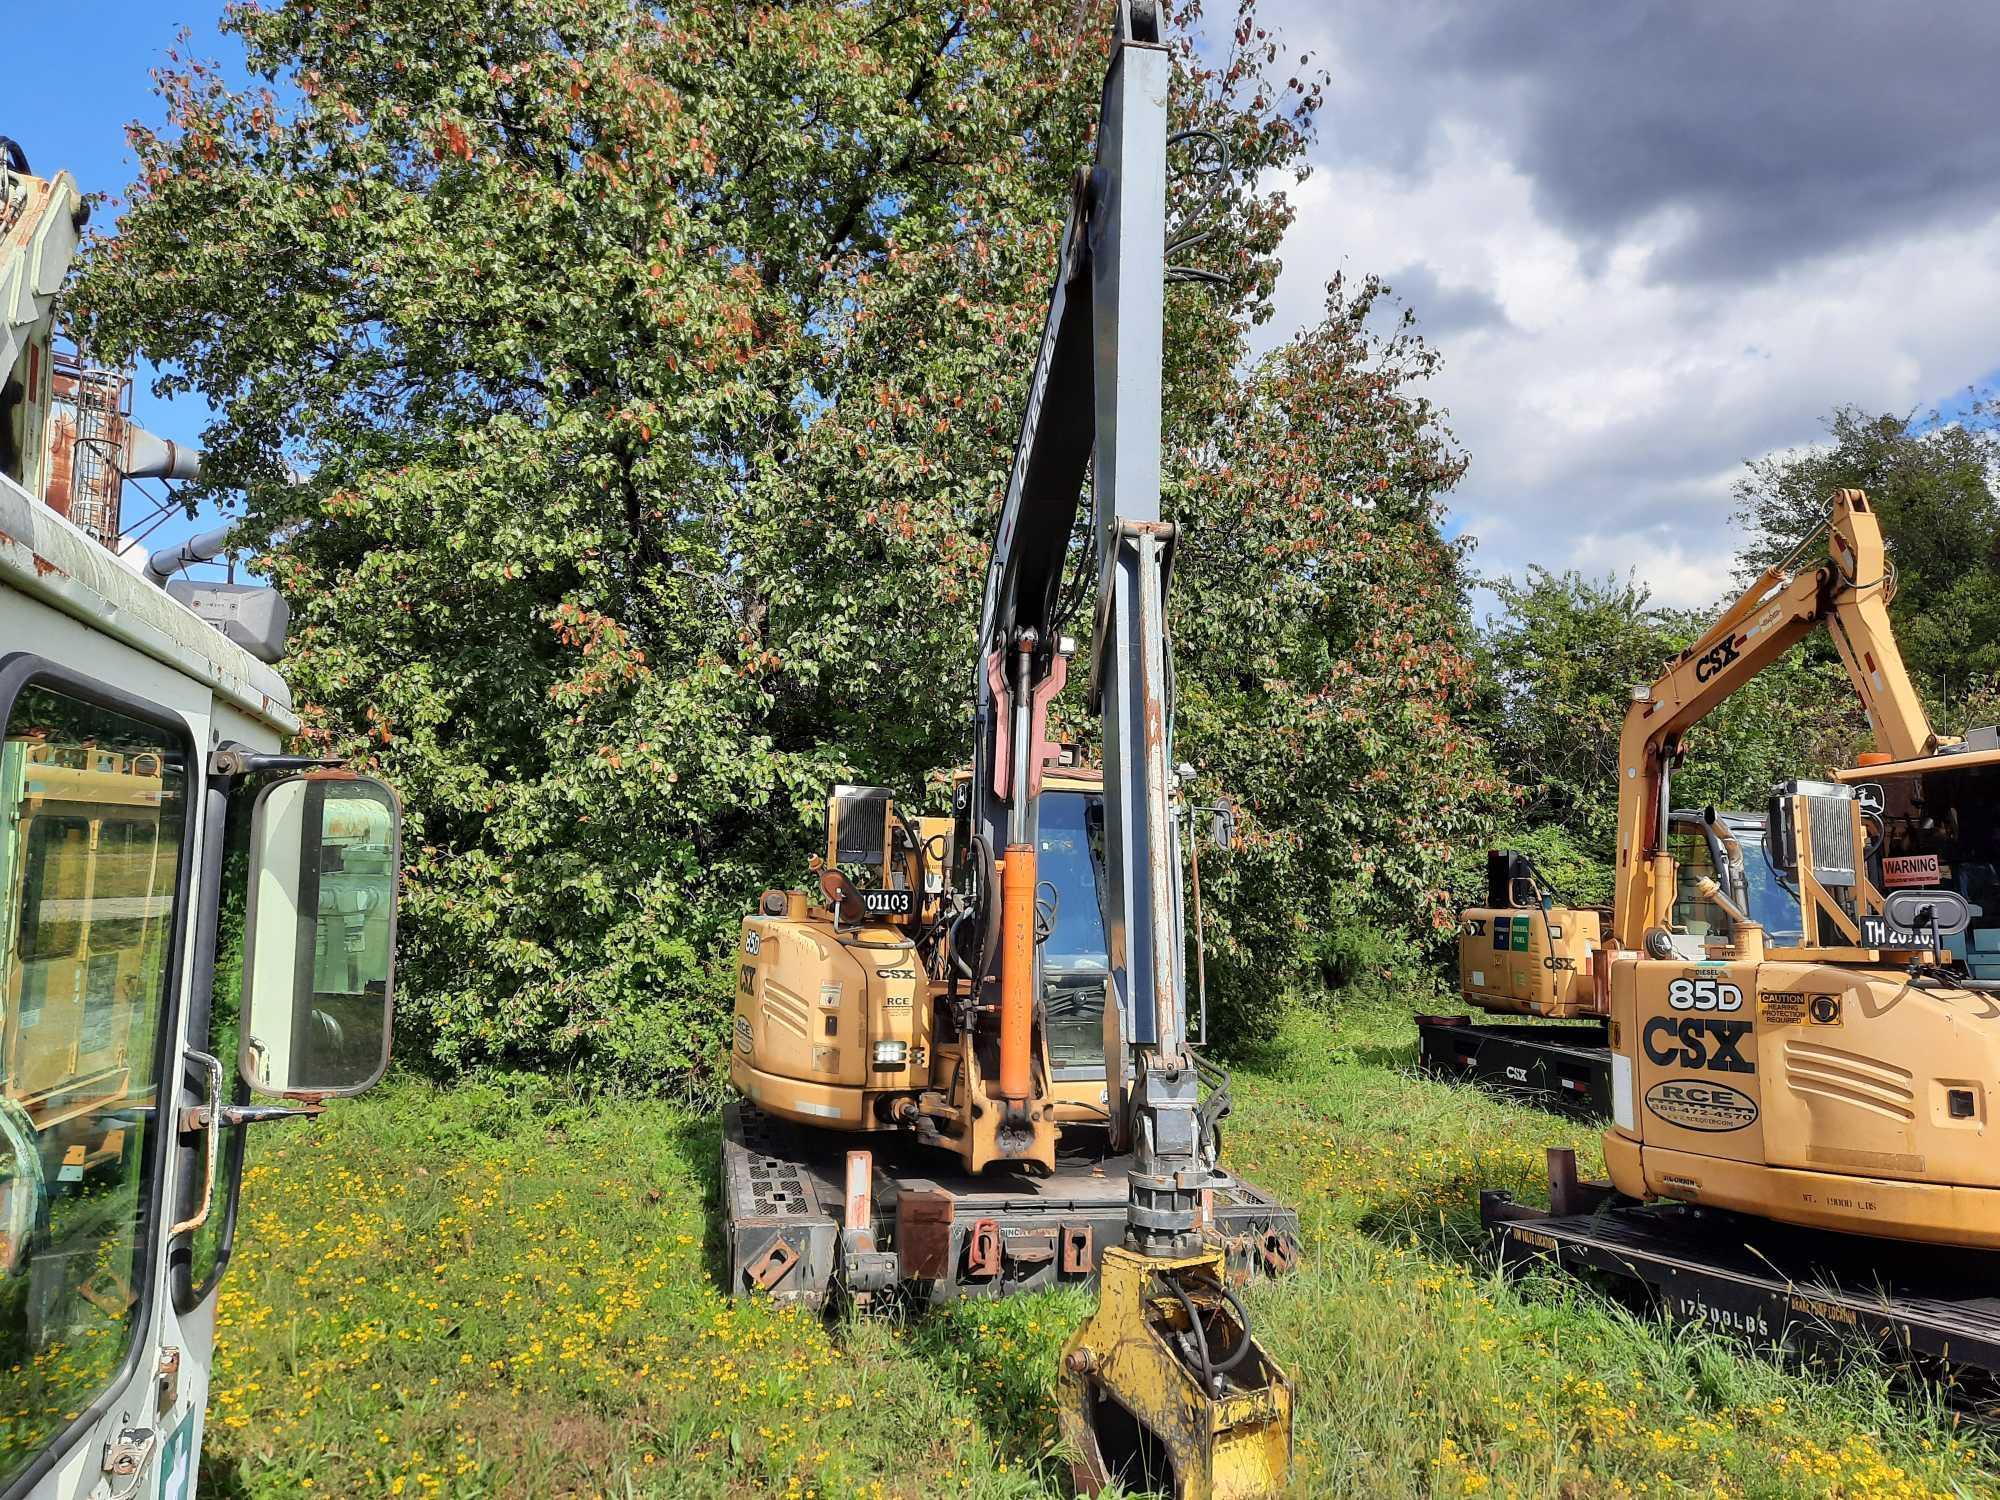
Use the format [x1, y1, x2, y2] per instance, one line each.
[1667, 829, 1725, 939]
[0, 685, 186, 1488]
[1039, 790, 1111, 1077]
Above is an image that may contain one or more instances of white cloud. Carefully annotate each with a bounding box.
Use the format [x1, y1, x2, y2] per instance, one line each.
[1249, 2, 2000, 622]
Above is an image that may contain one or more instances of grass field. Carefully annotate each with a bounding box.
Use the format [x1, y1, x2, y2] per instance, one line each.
[201, 998, 1999, 1497]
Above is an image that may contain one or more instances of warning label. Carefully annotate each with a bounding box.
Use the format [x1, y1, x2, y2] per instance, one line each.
[1883, 854, 1942, 888]
[1759, 991, 1807, 1025]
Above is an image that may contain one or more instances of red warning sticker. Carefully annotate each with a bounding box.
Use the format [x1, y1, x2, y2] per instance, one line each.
[1882, 854, 1941, 888]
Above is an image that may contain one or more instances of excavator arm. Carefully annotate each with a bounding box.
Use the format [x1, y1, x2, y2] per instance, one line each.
[1612, 487, 1940, 947]
[969, 5, 1294, 1492]
[970, 0, 1206, 1234]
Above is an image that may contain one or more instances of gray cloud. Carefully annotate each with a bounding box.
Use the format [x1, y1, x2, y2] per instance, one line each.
[1298, 2, 2000, 286]
[1249, 1, 2000, 613]
[1375, 262, 1511, 338]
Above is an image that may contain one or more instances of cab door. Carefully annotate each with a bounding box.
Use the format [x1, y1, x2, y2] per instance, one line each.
[0, 656, 205, 1500]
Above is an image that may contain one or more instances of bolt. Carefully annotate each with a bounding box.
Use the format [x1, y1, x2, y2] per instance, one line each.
[1065, 1348, 1096, 1374]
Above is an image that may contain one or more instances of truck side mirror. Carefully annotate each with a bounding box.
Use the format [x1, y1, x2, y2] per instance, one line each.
[239, 773, 402, 1097]
[1209, 805, 1237, 850]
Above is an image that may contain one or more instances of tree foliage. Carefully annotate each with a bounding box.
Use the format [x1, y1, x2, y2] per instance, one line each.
[1732, 399, 2000, 716]
[1174, 280, 1503, 1025]
[77, 0, 1492, 1081]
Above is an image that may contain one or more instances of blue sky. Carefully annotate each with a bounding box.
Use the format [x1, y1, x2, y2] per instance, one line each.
[12, 0, 236, 566]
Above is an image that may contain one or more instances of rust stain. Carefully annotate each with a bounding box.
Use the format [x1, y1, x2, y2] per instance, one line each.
[31, 551, 66, 579]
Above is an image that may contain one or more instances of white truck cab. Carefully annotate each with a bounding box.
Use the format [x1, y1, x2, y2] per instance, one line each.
[0, 475, 401, 1497]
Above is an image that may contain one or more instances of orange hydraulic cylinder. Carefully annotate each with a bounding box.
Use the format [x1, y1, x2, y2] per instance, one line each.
[999, 845, 1038, 1104]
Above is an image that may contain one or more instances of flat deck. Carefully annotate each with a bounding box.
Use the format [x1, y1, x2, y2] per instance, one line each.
[724, 1101, 1299, 1305]
[1485, 1192, 2000, 1377]
[1416, 1015, 1612, 1118]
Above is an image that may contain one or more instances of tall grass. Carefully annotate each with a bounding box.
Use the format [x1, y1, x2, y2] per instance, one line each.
[199, 999, 1994, 1497]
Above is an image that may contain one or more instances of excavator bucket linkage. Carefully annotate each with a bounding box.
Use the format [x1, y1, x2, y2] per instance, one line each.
[1059, 1247, 1292, 1500]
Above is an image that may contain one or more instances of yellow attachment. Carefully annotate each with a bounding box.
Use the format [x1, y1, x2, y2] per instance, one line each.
[1058, 1246, 1292, 1499]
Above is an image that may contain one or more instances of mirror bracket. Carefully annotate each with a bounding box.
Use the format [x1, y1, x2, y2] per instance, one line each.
[209, 747, 343, 779]
[180, 1102, 325, 1133]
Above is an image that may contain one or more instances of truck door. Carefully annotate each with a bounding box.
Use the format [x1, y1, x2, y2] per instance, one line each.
[0, 666, 200, 1500]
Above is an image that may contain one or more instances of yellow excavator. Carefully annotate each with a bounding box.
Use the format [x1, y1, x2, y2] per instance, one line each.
[722, 6, 1296, 1495]
[1489, 488, 2000, 1377]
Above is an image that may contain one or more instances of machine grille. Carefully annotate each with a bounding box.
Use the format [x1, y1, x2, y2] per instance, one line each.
[1784, 1039, 1914, 1120]
[1805, 793, 1858, 885]
[831, 784, 891, 868]
[765, 984, 810, 1040]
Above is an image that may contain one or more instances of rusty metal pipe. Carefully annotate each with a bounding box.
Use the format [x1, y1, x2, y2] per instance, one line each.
[999, 845, 1037, 1104]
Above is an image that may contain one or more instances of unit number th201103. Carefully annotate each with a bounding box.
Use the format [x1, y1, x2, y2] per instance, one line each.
[1668, 977, 1743, 1012]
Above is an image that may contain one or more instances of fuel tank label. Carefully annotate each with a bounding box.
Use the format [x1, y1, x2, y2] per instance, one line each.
[1644, 1079, 1758, 1133]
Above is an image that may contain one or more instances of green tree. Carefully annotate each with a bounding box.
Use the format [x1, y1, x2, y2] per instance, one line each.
[1173, 278, 1506, 1024]
[1477, 568, 1858, 905]
[77, 0, 1489, 1080]
[1731, 399, 2000, 717]
[1480, 568, 1666, 862]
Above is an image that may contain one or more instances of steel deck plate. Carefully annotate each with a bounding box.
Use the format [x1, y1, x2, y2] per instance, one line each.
[723, 1101, 1299, 1305]
[1488, 1195, 2000, 1375]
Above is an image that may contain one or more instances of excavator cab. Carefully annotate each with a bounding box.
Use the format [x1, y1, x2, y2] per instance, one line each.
[1667, 813, 1800, 947]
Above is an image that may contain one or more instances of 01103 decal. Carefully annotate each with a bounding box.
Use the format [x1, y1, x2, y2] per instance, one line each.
[1645, 1079, 1759, 1132]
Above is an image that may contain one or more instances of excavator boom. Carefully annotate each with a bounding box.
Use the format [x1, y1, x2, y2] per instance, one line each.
[1612, 488, 1939, 946]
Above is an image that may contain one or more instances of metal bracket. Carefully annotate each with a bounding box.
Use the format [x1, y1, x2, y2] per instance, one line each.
[965, 1218, 1003, 1279]
[101, 1428, 157, 1500]
[1085, 519, 1178, 715]
[745, 1236, 802, 1293]
[896, 1188, 956, 1280]
[156, 1348, 181, 1416]
[206, 745, 341, 778]
[183, 1102, 323, 1131]
[1061, 1222, 1094, 1276]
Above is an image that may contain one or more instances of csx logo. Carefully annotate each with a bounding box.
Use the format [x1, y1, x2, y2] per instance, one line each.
[1693, 635, 1744, 683]
[1644, 1016, 1754, 1073]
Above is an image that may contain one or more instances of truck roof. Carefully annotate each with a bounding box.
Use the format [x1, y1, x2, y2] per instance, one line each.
[0, 469, 298, 733]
